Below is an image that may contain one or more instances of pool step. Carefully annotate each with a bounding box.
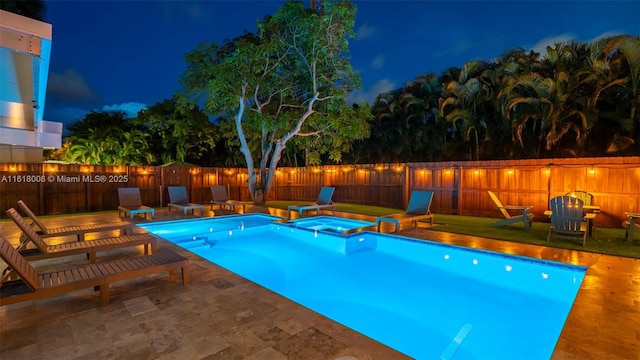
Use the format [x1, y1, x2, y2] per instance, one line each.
[172, 236, 216, 249]
[440, 323, 472, 360]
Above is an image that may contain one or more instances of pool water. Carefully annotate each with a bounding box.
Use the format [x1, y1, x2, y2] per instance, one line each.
[141, 218, 586, 359]
[287, 215, 376, 233]
[139, 213, 280, 247]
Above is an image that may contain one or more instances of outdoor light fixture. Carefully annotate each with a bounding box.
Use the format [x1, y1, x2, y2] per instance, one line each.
[589, 166, 595, 175]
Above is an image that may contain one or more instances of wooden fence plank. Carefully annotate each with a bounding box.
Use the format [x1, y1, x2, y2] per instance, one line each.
[1, 157, 639, 227]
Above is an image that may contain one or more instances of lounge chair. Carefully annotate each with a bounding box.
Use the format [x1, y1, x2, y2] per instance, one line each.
[287, 186, 336, 218]
[210, 186, 248, 213]
[118, 187, 155, 219]
[487, 191, 534, 230]
[0, 235, 189, 306]
[376, 191, 434, 232]
[17, 200, 134, 241]
[547, 196, 594, 246]
[6, 208, 157, 262]
[167, 186, 204, 216]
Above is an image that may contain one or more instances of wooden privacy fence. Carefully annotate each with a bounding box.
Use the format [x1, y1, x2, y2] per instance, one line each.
[1, 157, 639, 228]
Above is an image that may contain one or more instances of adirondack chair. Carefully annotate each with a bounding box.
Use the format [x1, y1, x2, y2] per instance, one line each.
[565, 191, 594, 206]
[487, 191, 534, 230]
[376, 191, 434, 232]
[547, 196, 594, 246]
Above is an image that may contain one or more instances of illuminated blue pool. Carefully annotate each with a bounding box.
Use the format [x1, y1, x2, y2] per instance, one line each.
[140, 217, 586, 359]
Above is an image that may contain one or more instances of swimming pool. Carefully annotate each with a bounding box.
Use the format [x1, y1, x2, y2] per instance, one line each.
[139, 213, 281, 249]
[286, 215, 376, 233]
[141, 218, 586, 359]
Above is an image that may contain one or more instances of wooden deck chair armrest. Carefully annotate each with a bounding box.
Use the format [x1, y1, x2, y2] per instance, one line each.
[502, 205, 532, 211]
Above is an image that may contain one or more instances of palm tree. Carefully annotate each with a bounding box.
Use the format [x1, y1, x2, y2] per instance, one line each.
[578, 39, 633, 154]
[601, 35, 640, 153]
[438, 61, 491, 160]
[499, 73, 552, 157]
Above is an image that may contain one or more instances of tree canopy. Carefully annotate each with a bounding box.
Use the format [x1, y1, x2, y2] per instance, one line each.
[181, 0, 370, 202]
[356, 36, 640, 161]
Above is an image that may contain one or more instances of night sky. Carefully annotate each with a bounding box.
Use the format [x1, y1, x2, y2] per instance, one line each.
[42, 0, 640, 126]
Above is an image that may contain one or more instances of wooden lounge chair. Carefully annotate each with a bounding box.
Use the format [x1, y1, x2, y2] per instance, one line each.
[547, 196, 593, 246]
[376, 191, 434, 232]
[210, 186, 248, 213]
[17, 200, 134, 241]
[6, 208, 156, 262]
[487, 191, 534, 230]
[118, 187, 155, 219]
[167, 186, 204, 216]
[0, 235, 189, 306]
[287, 186, 336, 218]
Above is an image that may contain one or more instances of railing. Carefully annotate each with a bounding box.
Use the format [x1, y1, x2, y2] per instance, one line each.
[1, 156, 639, 228]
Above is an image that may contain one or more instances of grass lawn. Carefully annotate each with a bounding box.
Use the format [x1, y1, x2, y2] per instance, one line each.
[267, 201, 640, 259]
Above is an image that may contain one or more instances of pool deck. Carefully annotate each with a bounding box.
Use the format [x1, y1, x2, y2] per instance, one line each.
[1, 206, 638, 359]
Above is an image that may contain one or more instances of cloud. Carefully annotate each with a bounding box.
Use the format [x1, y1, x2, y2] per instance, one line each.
[346, 78, 396, 105]
[45, 102, 147, 129]
[47, 69, 101, 104]
[587, 31, 623, 43]
[371, 55, 385, 69]
[528, 33, 576, 56]
[101, 102, 147, 118]
[356, 24, 375, 40]
[529, 31, 625, 57]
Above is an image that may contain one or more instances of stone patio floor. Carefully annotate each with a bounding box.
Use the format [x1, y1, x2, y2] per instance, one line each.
[0, 205, 638, 359]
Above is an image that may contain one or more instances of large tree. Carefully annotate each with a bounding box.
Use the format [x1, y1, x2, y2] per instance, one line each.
[59, 111, 154, 165]
[181, 0, 368, 202]
[134, 96, 218, 165]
